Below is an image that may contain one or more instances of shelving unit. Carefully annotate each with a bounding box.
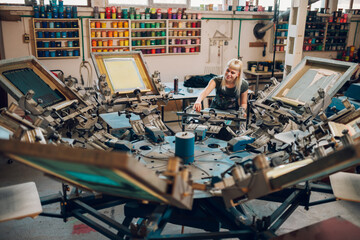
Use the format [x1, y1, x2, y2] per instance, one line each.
[89, 19, 130, 53]
[273, 21, 288, 52]
[272, 12, 350, 53]
[33, 18, 81, 59]
[168, 19, 201, 54]
[304, 13, 350, 52]
[325, 22, 349, 51]
[131, 19, 167, 54]
[303, 17, 327, 51]
[88, 18, 201, 56]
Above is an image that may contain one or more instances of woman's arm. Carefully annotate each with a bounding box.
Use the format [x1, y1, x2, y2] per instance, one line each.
[193, 79, 216, 112]
[239, 90, 248, 110]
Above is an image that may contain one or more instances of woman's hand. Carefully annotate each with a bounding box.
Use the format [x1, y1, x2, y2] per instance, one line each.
[193, 102, 202, 112]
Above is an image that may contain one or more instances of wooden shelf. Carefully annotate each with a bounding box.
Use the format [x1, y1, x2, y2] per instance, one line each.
[89, 19, 129, 21]
[33, 18, 81, 59]
[91, 46, 130, 48]
[131, 36, 166, 39]
[37, 47, 80, 50]
[166, 52, 200, 55]
[34, 28, 79, 31]
[91, 37, 129, 40]
[33, 18, 79, 21]
[131, 19, 167, 21]
[169, 19, 201, 21]
[131, 28, 166, 30]
[169, 44, 201, 47]
[37, 56, 80, 59]
[35, 37, 80, 40]
[169, 36, 201, 39]
[169, 28, 201, 30]
[90, 28, 129, 30]
[132, 45, 165, 49]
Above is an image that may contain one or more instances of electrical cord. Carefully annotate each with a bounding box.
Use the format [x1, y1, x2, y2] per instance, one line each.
[79, 61, 93, 88]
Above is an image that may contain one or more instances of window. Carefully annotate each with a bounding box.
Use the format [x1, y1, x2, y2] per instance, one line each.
[338, 0, 351, 11]
[258, 0, 274, 10]
[0, 0, 24, 4]
[0, 0, 89, 5]
[107, 0, 148, 6]
[352, 0, 360, 9]
[108, 0, 187, 6]
[190, 0, 222, 8]
[40, 0, 88, 5]
[154, 0, 187, 4]
[279, 1, 291, 11]
[310, 0, 321, 11]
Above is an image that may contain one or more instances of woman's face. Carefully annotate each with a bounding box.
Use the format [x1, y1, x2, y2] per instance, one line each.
[225, 67, 240, 83]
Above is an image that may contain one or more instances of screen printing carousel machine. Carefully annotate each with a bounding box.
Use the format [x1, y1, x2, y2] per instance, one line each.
[0, 53, 360, 239]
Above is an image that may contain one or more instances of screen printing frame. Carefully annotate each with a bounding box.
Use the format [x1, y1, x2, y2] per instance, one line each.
[0, 56, 88, 107]
[91, 51, 156, 95]
[0, 139, 191, 209]
[268, 57, 358, 109]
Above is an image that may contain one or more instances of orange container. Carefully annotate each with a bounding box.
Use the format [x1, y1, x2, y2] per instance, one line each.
[101, 31, 106, 37]
[118, 21, 123, 28]
[111, 22, 117, 28]
[103, 41, 108, 46]
[91, 40, 97, 46]
[124, 21, 129, 28]
[108, 39, 113, 46]
[95, 22, 100, 28]
[108, 31, 113, 37]
[113, 31, 118, 37]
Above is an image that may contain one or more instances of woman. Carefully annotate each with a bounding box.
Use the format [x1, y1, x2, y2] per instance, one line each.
[193, 59, 248, 112]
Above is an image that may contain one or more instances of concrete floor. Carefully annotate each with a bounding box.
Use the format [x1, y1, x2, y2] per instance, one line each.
[1, 112, 360, 239]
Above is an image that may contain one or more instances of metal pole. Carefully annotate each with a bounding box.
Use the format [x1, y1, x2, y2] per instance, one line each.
[272, 0, 280, 78]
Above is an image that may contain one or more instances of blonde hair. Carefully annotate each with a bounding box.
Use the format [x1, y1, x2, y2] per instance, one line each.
[221, 58, 243, 95]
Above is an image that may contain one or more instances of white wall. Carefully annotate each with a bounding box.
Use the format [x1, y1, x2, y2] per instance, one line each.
[0, 10, 359, 87]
